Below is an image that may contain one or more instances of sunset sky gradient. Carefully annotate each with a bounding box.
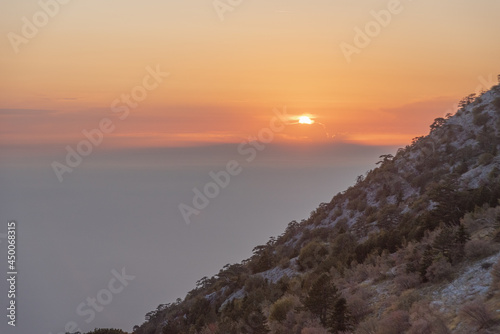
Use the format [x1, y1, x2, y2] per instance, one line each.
[2, 0, 499, 151]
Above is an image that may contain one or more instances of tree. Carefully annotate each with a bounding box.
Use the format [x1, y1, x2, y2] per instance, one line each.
[429, 181, 464, 226]
[250, 245, 275, 273]
[453, 224, 470, 261]
[430, 117, 446, 131]
[243, 309, 270, 334]
[377, 205, 402, 230]
[269, 297, 295, 322]
[162, 321, 181, 334]
[458, 94, 476, 109]
[419, 245, 434, 282]
[328, 297, 353, 333]
[376, 154, 394, 165]
[411, 136, 424, 147]
[432, 227, 454, 262]
[304, 273, 339, 326]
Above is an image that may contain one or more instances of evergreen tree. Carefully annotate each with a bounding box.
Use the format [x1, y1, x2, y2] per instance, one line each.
[327, 297, 352, 334]
[162, 321, 180, 334]
[244, 309, 270, 334]
[429, 181, 465, 226]
[304, 273, 339, 326]
[453, 223, 470, 262]
[419, 245, 434, 282]
[433, 227, 454, 262]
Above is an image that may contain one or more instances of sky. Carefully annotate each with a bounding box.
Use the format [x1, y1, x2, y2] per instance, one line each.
[1, 0, 499, 148]
[0, 0, 499, 333]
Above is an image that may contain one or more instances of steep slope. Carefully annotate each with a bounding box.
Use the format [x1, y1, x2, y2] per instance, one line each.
[131, 82, 500, 334]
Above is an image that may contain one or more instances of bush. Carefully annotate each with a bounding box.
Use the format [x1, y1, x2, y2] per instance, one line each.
[491, 257, 500, 289]
[407, 318, 450, 334]
[376, 311, 410, 334]
[425, 256, 453, 283]
[355, 317, 378, 334]
[408, 300, 450, 334]
[397, 289, 422, 312]
[407, 319, 432, 334]
[301, 324, 330, 334]
[493, 97, 500, 112]
[395, 273, 421, 292]
[199, 323, 218, 334]
[478, 153, 495, 166]
[345, 293, 371, 324]
[298, 241, 329, 270]
[465, 240, 498, 260]
[473, 112, 490, 127]
[460, 299, 497, 330]
[474, 105, 487, 114]
[269, 296, 295, 323]
[244, 275, 266, 291]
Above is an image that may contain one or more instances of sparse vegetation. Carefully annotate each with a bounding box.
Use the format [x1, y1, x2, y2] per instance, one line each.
[493, 97, 500, 112]
[460, 299, 497, 331]
[126, 84, 500, 334]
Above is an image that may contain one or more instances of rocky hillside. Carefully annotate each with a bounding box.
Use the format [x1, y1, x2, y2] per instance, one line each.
[127, 80, 500, 334]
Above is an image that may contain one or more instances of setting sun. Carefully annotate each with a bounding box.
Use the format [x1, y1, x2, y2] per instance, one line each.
[299, 116, 314, 124]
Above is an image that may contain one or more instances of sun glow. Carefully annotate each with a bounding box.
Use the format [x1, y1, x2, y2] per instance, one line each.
[298, 116, 314, 124]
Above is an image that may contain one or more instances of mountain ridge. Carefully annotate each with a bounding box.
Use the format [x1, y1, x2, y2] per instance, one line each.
[127, 80, 500, 334]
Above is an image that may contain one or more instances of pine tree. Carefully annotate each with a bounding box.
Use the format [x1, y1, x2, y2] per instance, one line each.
[419, 245, 434, 282]
[245, 309, 270, 334]
[453, 223, 470, 261]
[304, 273, 339, 326]
[327, 297, 353, 333]
[433, 227, 454, 262]
[429, 181, 464, 226]
[162, 321, 180, 334]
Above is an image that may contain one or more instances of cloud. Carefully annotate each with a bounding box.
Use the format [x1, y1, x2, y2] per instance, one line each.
[0, 108, 57, 115]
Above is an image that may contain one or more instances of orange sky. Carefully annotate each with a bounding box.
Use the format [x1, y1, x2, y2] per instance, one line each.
[1, 0, 499, 149]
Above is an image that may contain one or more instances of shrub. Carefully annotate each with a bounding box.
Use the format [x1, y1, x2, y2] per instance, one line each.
[425, 256, 453, 283]
[473, 105, 487, 115]
[481, 262, 493, 270]
[491, 257, 500, 289]
[199, 323, 218, 334]
[376, 311, 410, 334]
[407, 319, 432, 334]
[478, 153, 495, 166]
[395, 273, 421, 292]
[397, 289, 422, 312]
[460, 299, 497, 330]
[407, 318, 450, 334]
[345, 293, 372, 324]
[473, 112, 490, 127]
[298, 241, 329, 270]
[493, 97, 500, 112]
[355, 317, 378, 334]
[453, 161, 468, 174]
[244, 275, 266, 291]
[301, 323, 330, 334]
[269, 296, 295, 323]
[408, 300, 450, 334]
[465, 240, 498, 260]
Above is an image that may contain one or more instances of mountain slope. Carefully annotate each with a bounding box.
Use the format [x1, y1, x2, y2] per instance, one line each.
[131, 81, 500, 334]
